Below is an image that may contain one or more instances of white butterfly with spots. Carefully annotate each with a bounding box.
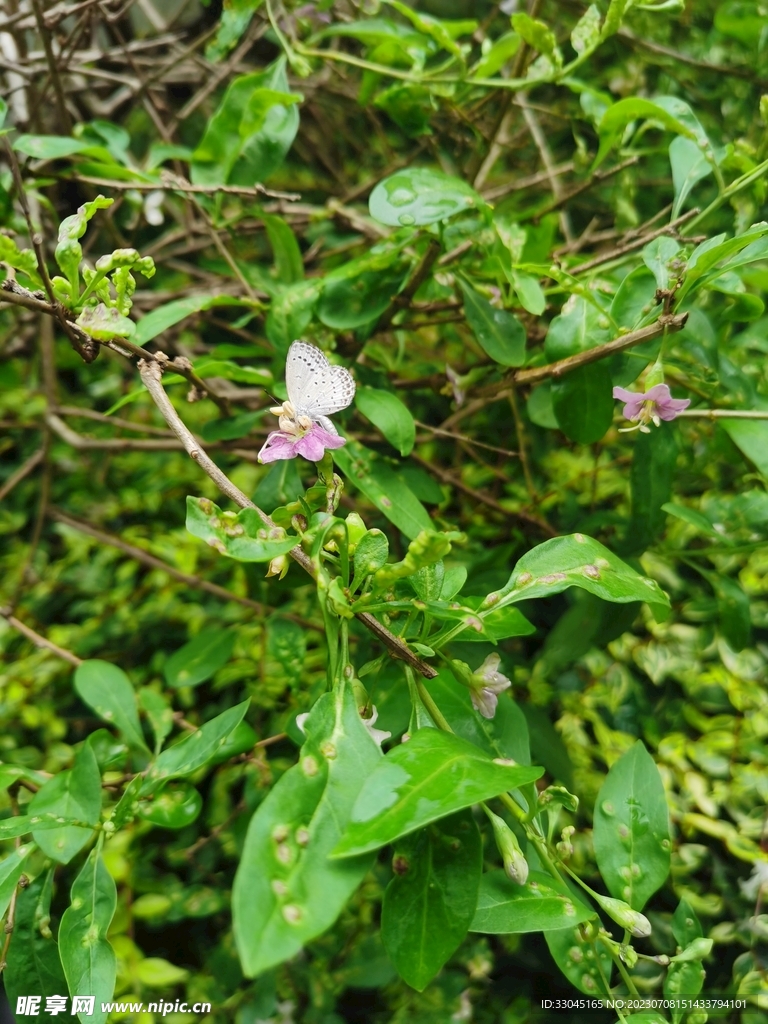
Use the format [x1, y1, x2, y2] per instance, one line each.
[274, 341, 356, 435]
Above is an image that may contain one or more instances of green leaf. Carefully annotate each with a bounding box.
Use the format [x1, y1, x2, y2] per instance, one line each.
[233, 685, 382, 977]
[137, 781, 202, 829]
[332, 729, 543, 858]
[263, 214, 304, 284]
[471, 30, 520, 78]
[0, 764, 49, 792]
[662, 502, 724, 540]
[492, 533, 671, 623]
[510, 13, 561, 66]
[593, 740, 671, 910]
[669, 136, 714, 217]
[264, 616, 307, 692]
[471, 869, 594, 933]
[191, 58, 301, 186]
[544, 923, 613, 995]
[625, 426, 678, 554]
[595, 95, 713, 170]
[4, 873, 69, 1024]
[671, 897, 702, 948]
[460, 281, 526, 367]
[642, 235, 681, 291]
[570, 4, 602, 55]
[206, 0, 264, 61]
[369, 167, 483, 227]
[355, 386, 416, 457]
[141, 699, 249, 795]
[254, 458, 304, 512]
[74, 660, 148, 752]
[163, 628, 236, 689]
[714, 574, 752, 651]
[0, 815, 84, 841]
[138, 689, 174, 754]
[677, 223, 768, 301]
[59, 850, 117, 1024]
[29, 743, 102, 864]
[382, 810, 482, 991]
[521, 705, 574, 788]
[186, 359, 271, 386]
[544, 296, 609, 360]
[552, 363, 614, 444]
[133, 294, 246, 346]
[185, 497, 298, 561]
[266, 280, 320, 353]
[511, 271, 546, 316]
[722, 419, 768, 477]
[318, 262, 407, 330]
[334, 441, 432, 540]
[610, 266, 657, 334]
[75, 303, 135, 341]
[201, 411, 262, 442]
[13, 135, 94, 159]
[0, 844, 35, 919]
[353, 530, 390, 578]
[527, 384, 559, 429]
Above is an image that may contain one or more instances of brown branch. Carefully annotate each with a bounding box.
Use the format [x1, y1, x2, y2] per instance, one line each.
[376, 240, 441, 335]
[0, 448, 44, 503]
[0, 609, 82, 666]
[534, 156, 640, 218]
[138, 360, 438, 679]
[411, 454, 556, 537]
[48, 507, 320, 629]
[512, 313, 688, 387]
[570, 209, 699, 276]
[71, 174, 301, 201]
[30, 0, 72, 134]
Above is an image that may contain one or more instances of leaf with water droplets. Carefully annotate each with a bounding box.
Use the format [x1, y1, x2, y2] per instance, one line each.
[369, 167, 483, 227]
[593, 741, 671, 911]
[233, 684, 382, 977]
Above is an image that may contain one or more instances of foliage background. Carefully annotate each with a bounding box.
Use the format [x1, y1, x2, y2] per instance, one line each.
[0, 0, 767, 1022]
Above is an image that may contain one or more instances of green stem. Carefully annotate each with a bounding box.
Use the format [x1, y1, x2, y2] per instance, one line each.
[612, 949, 641, 998]
[687, 155, 768, 230]
[414, 676, 453, 732]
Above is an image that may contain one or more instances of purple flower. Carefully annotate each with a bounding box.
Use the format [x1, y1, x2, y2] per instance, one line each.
[612, 383, 690, 432]
[469, 653, 512, 719]
[258, 422, 346, 464]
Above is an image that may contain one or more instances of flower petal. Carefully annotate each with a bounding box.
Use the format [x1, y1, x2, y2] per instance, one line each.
[643, 383, 672, 403]
[656, 396, 690, 421]
[294, 425, 347, 462]
[258, 431, 299, 463]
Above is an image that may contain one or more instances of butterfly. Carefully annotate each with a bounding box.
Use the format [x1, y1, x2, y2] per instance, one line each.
[271, 341, 356, 436]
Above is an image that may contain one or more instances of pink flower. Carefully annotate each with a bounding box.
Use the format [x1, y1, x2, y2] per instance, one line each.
[612, 383, 690, 432]
[258, 422, 346, 464]
[469, 653, 512, 719]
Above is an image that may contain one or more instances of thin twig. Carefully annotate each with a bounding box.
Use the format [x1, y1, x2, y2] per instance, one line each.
[0, 448, 44, 503]
[138, 360, 438, 679]
[48, 507, 323, 627]
[512, 313, 688, 386]
[570, 209, 699, 275]
[0, 609, 82, 666]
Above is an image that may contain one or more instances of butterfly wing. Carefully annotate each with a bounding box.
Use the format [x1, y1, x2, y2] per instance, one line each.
[285, 341, 356, 420]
